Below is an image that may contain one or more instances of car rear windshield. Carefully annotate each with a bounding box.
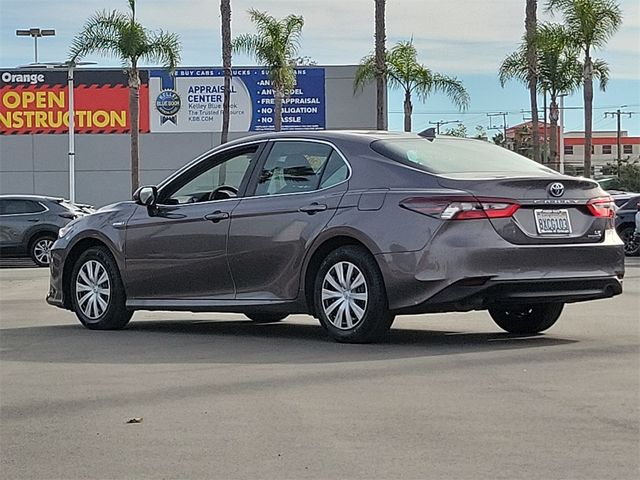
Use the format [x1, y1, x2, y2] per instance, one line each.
[370, 137, 554, 175]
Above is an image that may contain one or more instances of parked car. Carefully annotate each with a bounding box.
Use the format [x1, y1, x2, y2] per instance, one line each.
[47, 131, 624, 343]
[0, 195, 94, 266]
[609, 190, 639, 208]
[613, 194, 640, 256]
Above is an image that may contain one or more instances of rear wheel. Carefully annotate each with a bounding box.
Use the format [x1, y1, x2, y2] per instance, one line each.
[29, 234, 56, 267]
[489, 303, 563, 334]
[314, 246, 394, 343]
[619, 226, 640, 256]
[245, 313, 287, 323]
[71, 247, 132, 330]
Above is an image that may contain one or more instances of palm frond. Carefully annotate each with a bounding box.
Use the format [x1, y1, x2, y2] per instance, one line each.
[140, 30, 181, 70]
[591, 58, 610, 91]
[354, 55, 376, 93]
[69, 9, 129, 62]
[499, 49, 528, 87]
[425, 73, 470, 110]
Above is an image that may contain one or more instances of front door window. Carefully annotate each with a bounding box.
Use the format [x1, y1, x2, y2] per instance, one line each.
[160, 146, 258, 204]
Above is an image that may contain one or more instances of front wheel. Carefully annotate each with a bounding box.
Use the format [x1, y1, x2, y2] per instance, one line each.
[314, 246, 394, 343]
[70, 246, 132, 330]
[489, 303, 564, 334]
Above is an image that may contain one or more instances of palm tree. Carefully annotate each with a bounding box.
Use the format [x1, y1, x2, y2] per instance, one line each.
[500, 23, 609, 170]
[233, 9, 304, 132]
[220, 0, 232, 144]
[547, 0, 623, 178]
[374, 0, 387, 130]
[355, 40, 469, 132]
[525, 0, 541, 163]
[69, 0, 180, 192]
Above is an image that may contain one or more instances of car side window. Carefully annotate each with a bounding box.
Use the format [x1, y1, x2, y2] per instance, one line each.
[161, 146, 258, 205]
[255, 141, 334, 196]
[319, 151, 349, 189]
[0, 200, 45, 215]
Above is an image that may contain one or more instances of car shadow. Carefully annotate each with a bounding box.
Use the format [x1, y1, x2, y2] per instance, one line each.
[0, 257, 38, 269]
[0, 318, 576, 366]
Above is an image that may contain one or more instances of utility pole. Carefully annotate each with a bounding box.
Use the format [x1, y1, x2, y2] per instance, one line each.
[429, 119, 460, 135]
[604, 106, 637, 177]
[487, 112, 508, 147]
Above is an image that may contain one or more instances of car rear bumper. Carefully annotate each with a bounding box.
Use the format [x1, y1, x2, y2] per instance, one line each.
[392, 275, 622, 314]
[376, 223, 625, 313]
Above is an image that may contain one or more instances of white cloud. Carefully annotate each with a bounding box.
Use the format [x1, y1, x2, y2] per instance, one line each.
[0, 0, 638, 81]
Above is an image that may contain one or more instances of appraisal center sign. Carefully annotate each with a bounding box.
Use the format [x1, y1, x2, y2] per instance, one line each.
[148, 67, 326, 133]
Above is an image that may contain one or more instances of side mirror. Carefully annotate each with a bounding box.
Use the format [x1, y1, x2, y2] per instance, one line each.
[133, 186, 158, 207]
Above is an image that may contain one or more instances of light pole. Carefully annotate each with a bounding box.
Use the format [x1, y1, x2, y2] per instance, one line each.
[21, 61, 96, 202]
[16, 28, 56, 63]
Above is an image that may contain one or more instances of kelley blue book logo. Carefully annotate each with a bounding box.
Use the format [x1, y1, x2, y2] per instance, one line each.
[154, 73, 180, 125]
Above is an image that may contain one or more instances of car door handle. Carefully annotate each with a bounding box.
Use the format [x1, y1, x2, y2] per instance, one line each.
[27, 219, 40, 222]
[204, 211, 230, 223]
[299, 203, 328, 214]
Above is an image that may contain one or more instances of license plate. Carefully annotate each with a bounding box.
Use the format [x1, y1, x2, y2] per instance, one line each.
[534, 209, 572, 234]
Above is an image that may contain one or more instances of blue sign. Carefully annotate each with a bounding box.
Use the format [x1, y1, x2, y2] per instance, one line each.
[148, 67, 325, 133]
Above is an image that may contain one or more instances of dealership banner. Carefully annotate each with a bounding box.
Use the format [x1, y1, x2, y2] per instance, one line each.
[0, 69, 149, 134]
[149, 67, 325, 133]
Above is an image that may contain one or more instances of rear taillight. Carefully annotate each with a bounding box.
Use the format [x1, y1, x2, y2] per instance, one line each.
[400, 196, 520, 220]
[586, 196, 615, 218]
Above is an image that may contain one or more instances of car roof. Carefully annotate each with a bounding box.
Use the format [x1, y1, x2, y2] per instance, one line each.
[220, 129, 451, 148]
[0, 194, 65, 202]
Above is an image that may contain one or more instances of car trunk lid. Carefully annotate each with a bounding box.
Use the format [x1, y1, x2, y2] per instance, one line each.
[436, 173, 613, 245]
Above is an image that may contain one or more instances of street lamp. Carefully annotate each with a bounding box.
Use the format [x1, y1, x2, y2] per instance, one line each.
[20, 61, 97, 203]
[16, 28, 56, 63]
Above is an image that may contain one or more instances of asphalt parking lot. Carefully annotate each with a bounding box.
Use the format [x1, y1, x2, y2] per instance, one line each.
[1, 258, 639, 480]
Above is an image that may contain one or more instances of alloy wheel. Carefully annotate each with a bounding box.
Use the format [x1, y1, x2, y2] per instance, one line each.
[75, 260, 111, 320]
[33, 238, 53, 265]
[321, 261, 368, 330]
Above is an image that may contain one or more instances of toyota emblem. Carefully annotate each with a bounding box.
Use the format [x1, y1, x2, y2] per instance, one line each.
[549, 182, 565, 197]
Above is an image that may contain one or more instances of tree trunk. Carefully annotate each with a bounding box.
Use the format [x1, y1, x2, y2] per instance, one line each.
[374, 0, 387, 130]
[549, 97, 559, 171]
[583, 53, 593, 178]
[274, 87, 283, 132]
[403, 90, 412, 132]
[220, 0, 232, 145]
[128, 68, 140, 193]
[525, 0, 541, 163]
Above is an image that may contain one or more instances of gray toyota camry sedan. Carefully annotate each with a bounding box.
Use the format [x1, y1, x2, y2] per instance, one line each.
[47, 131, 624, 343]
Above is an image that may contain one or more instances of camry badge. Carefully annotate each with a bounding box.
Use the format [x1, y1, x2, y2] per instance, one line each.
[549, 182, 565, 197]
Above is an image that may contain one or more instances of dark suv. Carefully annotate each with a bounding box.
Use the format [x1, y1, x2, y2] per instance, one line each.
[0, 195, 93, 266]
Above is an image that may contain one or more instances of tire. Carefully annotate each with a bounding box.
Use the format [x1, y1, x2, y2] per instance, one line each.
[314, 245, 395, 343]
[619, 226, 640, 256]
[29, 233, 56, 267]
[245, 313, 288, 323]
[489, 303, 564, 334]
[70, 246, 132, 330]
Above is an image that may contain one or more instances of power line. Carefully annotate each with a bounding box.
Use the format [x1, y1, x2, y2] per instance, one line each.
[389, 104, 640, 115]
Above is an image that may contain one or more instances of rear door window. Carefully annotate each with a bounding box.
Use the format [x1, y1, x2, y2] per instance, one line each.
[255, 141, 336, 196]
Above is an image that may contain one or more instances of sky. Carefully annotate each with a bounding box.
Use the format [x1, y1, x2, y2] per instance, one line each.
[1, 0, 639, 135]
